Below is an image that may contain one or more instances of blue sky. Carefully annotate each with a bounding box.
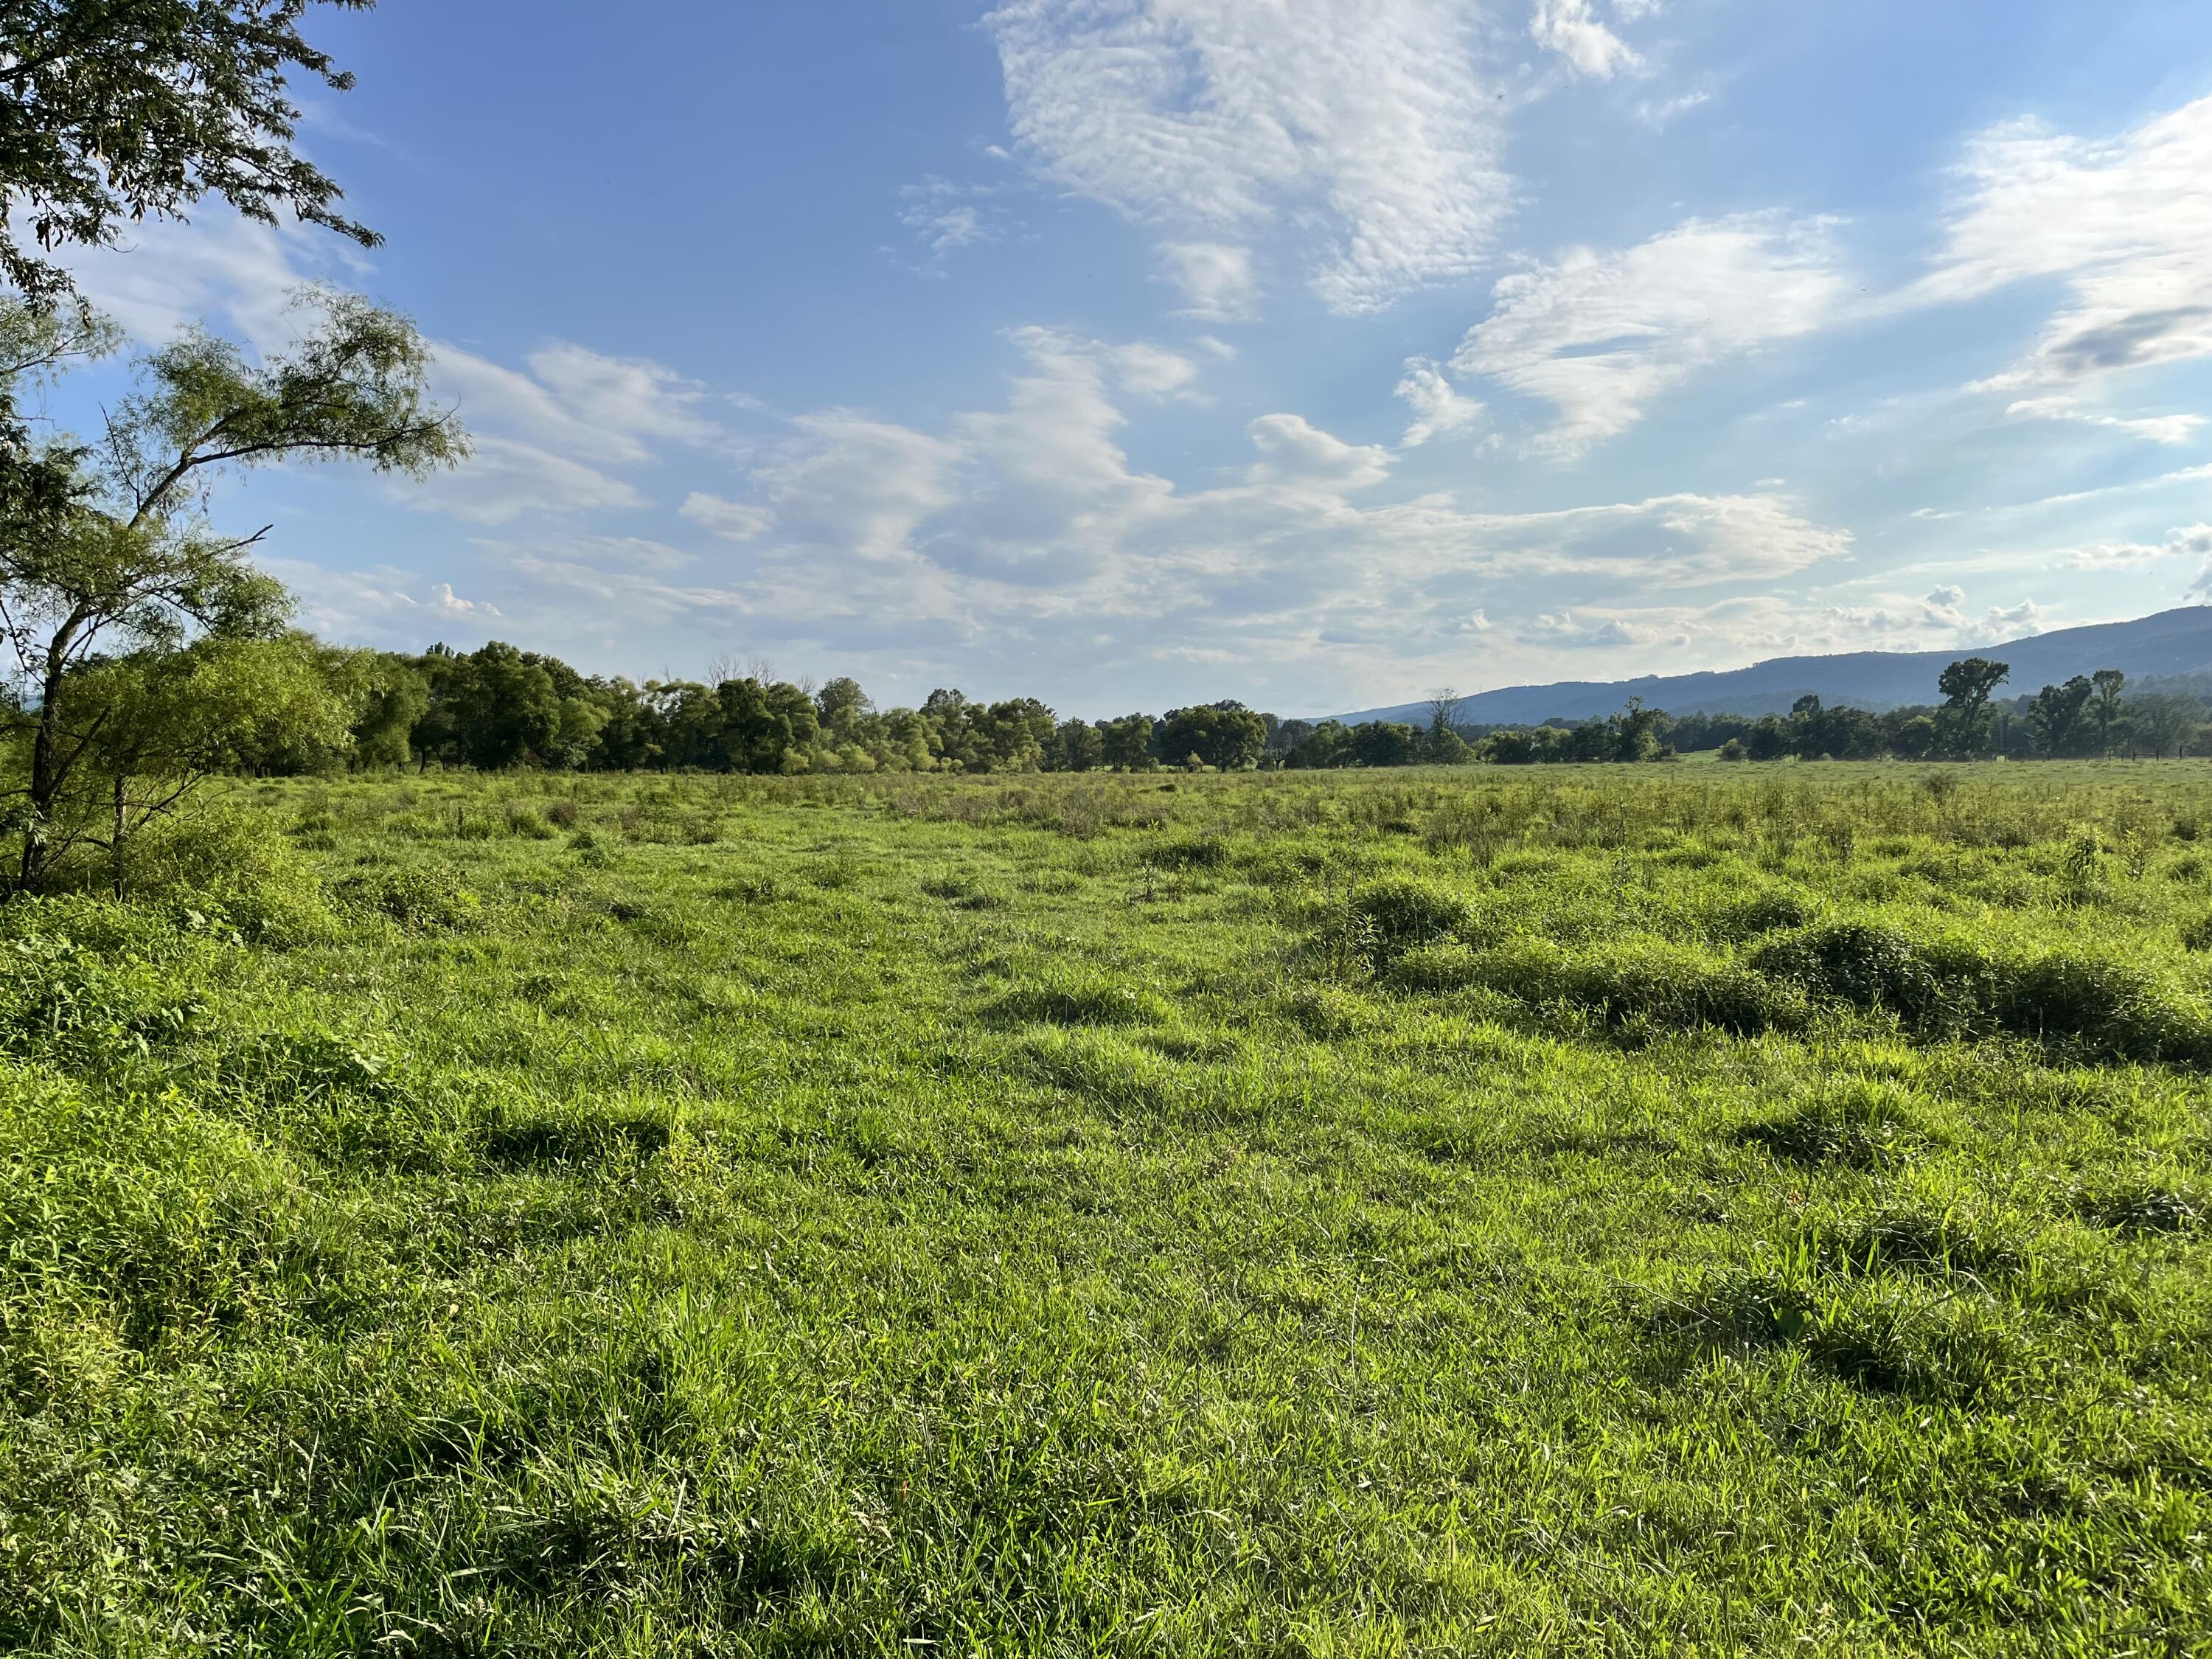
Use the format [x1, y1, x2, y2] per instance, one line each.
[58, 0, 2212, 716]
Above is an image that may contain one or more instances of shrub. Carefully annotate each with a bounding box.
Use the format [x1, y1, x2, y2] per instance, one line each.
[1149, 835, 1231, 871]
[1706, 888, 1814, 942]
[119, 804, 335, 945]
[330, 867, 483, 932]
[1742, 1080, 1925, 1168]
[1350, 875, 1471, 958]
[1749, 921, 1960, 1032]
[504, 806, 557, 841]
[986, 975, 1168, 1028]
[1983, 951, 2206, 1065]
[1405, 937, 1791, 1037]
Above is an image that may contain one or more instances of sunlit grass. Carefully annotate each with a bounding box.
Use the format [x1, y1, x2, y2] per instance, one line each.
[4, 762, 2210, 1652]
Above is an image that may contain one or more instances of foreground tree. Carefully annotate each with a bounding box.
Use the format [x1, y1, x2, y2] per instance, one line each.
[0, 288, 463, 887]
[0, 0, 380, 301]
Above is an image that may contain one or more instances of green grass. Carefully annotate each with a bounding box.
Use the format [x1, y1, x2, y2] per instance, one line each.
[4, 763, 2211, 1654]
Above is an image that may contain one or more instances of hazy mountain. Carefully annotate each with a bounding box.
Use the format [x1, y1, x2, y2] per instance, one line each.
[1324, 607, 2212, 728]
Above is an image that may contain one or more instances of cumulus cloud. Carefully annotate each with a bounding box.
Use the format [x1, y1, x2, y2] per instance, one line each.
[260, 560, 503, 641]
[985, 0, 1508, 313]
[1531, 0, 1642, 78]
[1394, 357, 1486, 446]
[1246, 414, 1394, 490]
[1450, 214, 1849, 453]
[1523, 609, 1684, 648]
[1975, 598, 2047, 641]
[2059, 524, 2212, 568]
[1917, 95, 2212, 389]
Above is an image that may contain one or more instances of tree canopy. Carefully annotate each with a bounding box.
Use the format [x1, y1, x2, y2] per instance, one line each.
[0, 0, 378, 301]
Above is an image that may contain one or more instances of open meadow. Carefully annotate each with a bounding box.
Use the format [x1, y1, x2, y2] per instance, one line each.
[5, 764, 2211, 1655]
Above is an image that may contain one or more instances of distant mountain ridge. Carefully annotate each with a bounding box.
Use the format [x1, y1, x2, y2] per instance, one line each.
[1323, 607, 2212, 728]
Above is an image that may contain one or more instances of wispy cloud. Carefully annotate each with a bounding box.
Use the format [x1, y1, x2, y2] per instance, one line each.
[1450, 214, 1850, 453]
[984, 0, 1509, 313]
[1916, 94, 2212, 389]
[1531, 0, 1643, 78]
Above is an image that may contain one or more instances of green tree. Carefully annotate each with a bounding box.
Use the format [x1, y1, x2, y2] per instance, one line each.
[2025, 675, 2094, 757]
[1352, 720, 1419, 767]
[2088, 668, 2126, 756]
[1892, 713, 1939, 761]
[71, 633, 349, 894]
[1096, 713, 1155, 770]
[2128, 692, 2203, 759]
[1046, 717, 1103, 772]
[1158, 701, 1267, 771]
[0, 0, 382, 301]
[0, 291, 462, 884]
[1936, 657, 2009, 758]
[815, 676, 869, 744]
[1614, 698, 1666, 762]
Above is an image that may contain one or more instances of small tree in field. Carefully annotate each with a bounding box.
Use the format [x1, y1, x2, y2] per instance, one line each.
[73, 633, 352, 895]
[0, 288, 465, 888]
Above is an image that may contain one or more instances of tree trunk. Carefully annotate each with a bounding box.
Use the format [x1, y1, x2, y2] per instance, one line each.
[17, 641, 67, 891]
[111, 773, 125, 900]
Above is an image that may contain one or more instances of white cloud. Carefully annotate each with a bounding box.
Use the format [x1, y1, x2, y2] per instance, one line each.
[260, 560, 503, 641]
[406, 436, 646, 526]
[1108, 340, 1203, 399]
[1975, 598, 2047, 641]
[1919, 95, 2212, 388]
[2059, 524, 2212, 568]
[1531, 0, 1641, 78]
[1394, 357, 1486, 446]
[58, 202, 362, 351]
[681, 493, 776, 541]
[899, 175, 1007, 270]
[1246, 414, 1394, 490]
[1523, 609, 1683, 648]
[986, 0, 1508, 313]
[753, 414, 969, 564]
[1636, 88, 1710, 128]
[1451, 214, 1849, 453]
[431, 341, 717, 468]
[1159, 242, 1258, 321]
[2003, 396, 2205, 446]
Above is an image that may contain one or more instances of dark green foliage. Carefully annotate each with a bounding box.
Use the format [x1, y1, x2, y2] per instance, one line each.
[1742, 1081, 1926, 1168]
[1751, 921, 1955, 1029]
[1349, 873, 1471, 955]
[330, 866, 481, 930]
[2074, 1182, 2202, 1237]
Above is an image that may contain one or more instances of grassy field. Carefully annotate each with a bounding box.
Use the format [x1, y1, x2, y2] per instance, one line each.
[4, 764, 2211, 1655]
